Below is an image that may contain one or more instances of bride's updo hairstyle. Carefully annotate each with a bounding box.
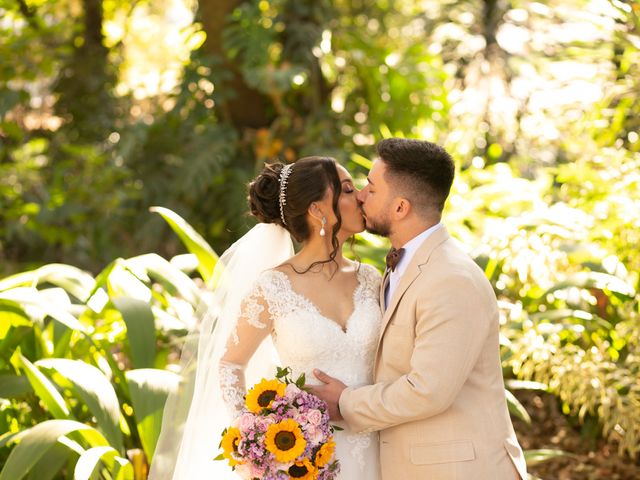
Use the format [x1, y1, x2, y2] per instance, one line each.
[249, 156, 343, 270]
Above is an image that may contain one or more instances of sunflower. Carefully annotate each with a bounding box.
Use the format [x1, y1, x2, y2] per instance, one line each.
[313, 437, 335, 468]
[245, 378, 286, 413]
[287, 457, 317, 479]
[220, 427, 242, 466]
[264, 419, 307, 463]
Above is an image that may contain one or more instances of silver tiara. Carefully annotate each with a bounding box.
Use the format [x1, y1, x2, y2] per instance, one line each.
[278, 163, 294, 225]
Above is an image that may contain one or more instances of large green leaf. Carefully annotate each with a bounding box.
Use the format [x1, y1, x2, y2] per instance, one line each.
[74, 446, 133, 480]
[112, 297, 156, 369]
[0, 264, 95, 302]
[37, 358, 123, 452]
[89, 260, 117, 298]
[52, 322, 74, 358]
[0, 374, 33, 398]
[125, 254, 202, 307]
[0, 431, 22, 449]
[0, 271, 37, 292]
[10, 350, 70, 419]
[150, 206, 218, 285]
[546, 272, 635, 298]
[350, 152, 373, 169]
[0, 287, 87, 333]
[0, 420, 105, 480]
[505, 389, 531, 425]
[504, 380, 548, 391]
[107, 262, 152, 302]
[524, 448, 573, 467]
[0, 302, 32, 360]
[0, 299, 31, 335]
[169, 253, 199, 273]
[25, 441, 72, 480]
[529, 309, 612, 330]
[126, 369, 180, 462]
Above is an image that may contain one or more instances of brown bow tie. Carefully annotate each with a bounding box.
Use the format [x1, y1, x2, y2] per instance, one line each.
[385, 247, 405, 272]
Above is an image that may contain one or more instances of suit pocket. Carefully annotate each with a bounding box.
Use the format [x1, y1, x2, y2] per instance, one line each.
[410, 440, 476, 465]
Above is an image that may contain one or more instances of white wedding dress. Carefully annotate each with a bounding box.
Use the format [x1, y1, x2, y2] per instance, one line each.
[219, 263, 383, 479]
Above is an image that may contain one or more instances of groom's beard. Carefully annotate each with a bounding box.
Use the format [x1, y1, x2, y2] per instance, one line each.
[364, 215, 392, 237]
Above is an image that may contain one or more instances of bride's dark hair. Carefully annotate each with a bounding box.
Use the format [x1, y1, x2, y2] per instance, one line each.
[248, 156, 342, 271]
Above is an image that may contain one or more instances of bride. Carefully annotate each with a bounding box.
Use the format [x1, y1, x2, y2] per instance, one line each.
[150, 156, 383, 479]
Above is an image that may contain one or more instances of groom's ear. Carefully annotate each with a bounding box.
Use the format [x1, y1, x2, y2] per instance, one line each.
[392, 197, 411, 220]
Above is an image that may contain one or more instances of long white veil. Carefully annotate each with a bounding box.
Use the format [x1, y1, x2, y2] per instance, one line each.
[149, 223, 294, 479]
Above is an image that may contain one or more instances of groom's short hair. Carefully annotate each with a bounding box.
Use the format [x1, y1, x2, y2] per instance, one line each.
[377, 138, 455, 215]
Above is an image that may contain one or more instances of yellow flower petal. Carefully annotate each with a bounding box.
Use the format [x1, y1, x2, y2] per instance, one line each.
[265, 419, 307, 463]
[245, 378, 286, 413]
[288, 457, 316, 479]
[314, 437, 335, 468]
[220, 427, 242, 467]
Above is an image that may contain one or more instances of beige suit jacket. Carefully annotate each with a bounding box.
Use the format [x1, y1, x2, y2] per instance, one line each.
[340, 227, 527, 479]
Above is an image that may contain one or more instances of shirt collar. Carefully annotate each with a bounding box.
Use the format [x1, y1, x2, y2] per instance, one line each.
[392, 222, 443, 277]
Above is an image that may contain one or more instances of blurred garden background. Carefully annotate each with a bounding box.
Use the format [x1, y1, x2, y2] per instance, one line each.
[1, 0, 639, 478]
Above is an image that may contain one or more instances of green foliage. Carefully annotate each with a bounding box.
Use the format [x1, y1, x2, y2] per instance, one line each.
[448, 154, 640, 458]
[0, 420, 109, 480]
[125, 369, 179, 462]
[112, 297, 157, 370]
[2, 0, 640, 470]
[524, 449, 577, 468]
[149, 206, 219, 286]
[0, 211, 213, 477]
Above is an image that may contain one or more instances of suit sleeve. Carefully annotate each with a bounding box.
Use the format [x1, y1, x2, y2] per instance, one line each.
[339, 271, 495, 433]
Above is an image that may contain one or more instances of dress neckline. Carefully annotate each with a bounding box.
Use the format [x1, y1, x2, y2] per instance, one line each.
[269, 268, 365, 334]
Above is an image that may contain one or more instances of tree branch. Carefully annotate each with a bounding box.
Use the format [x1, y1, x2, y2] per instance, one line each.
[16, 0, 40, 30]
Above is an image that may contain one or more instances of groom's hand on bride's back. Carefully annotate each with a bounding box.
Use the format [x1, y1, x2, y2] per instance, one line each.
[310, 369, 346, 421]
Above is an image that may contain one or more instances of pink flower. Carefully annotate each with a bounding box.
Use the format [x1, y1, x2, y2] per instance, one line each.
[285, 383, 301, 399]
[238, 412, 255, 433]
[305, 425, 325, 445]
[306, 409, 322, 426]
[235, 462, 266, 478]
[256, 415, 275, 430]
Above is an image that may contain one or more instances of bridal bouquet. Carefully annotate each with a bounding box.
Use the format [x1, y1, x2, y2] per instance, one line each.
[216, 367, 340, 479]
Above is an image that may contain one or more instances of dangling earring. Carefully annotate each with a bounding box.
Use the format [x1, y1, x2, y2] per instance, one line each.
[319, 217, 326, 237]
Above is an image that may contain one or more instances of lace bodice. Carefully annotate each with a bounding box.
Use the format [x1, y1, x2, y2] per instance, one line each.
[269, 264, 382, 387]
[218, 263, 383, 477]
[220, 262, 382, 413]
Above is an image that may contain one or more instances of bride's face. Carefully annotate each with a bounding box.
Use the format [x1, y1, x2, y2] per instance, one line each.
[334, 164, 365, 236]
[311, 163, 364, 238]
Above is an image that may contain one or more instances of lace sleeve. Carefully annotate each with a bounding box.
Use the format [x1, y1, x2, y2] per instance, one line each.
[219, 281, 273, 418]
[360, 262, 382, 294]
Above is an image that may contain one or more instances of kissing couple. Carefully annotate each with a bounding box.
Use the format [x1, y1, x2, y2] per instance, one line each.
[150, 138, 528, 479]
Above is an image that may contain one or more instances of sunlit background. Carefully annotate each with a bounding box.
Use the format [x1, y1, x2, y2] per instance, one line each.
[1, 0, 639, 478]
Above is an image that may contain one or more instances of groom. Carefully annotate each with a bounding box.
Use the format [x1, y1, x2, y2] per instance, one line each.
[312, 138, 527, 479]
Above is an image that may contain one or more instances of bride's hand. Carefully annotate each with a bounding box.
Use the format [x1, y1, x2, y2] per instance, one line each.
[310, 369, 347, 421]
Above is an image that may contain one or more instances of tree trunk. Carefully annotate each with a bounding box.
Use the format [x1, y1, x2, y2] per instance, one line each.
[54, 0, 117, 141]
[198, 0, 273, 129]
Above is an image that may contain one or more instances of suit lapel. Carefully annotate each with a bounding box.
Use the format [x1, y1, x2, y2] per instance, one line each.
[379, 268, 390, 312]
[375, 227, 451, 364]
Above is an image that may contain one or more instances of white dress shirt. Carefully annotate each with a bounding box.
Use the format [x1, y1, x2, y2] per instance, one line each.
[384, 222, 443, 309]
